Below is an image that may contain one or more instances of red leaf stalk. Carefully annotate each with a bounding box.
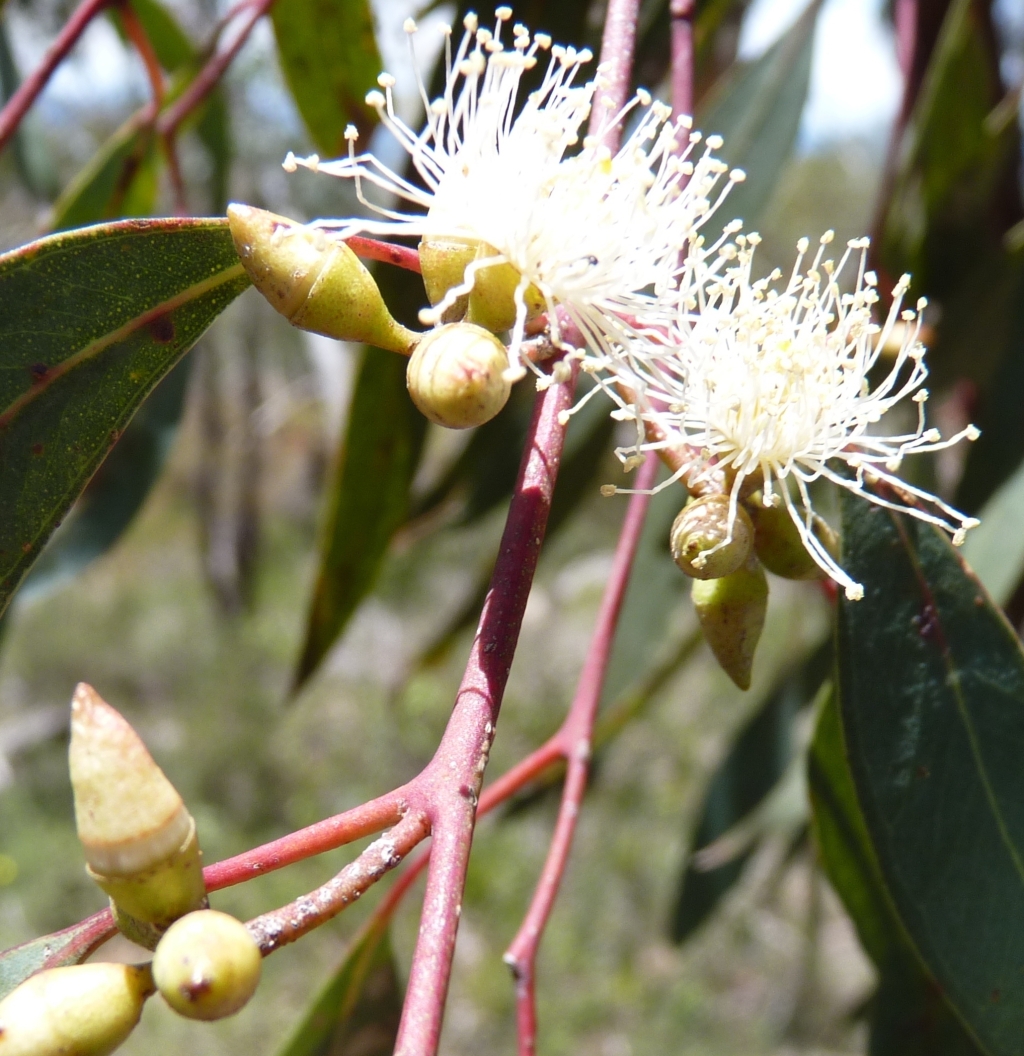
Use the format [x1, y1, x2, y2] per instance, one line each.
[670, 0, 695, 119]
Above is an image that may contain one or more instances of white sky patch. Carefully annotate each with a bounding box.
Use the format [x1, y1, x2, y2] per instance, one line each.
[739, 0, 902, 149]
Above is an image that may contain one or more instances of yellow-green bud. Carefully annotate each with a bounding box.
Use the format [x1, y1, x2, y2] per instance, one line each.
[418, 237, 478, 323]
[748, 499, 837, 581]
[152, 911, 261, 1022]
[227, 204, 417, 355]
[465, 243, 545, 334]
[407, 323, 512, 429]
[69, 684, 207, 950]
[0, 963, 153, 1056]
[670, 495, 754, 579]
[691, 556, 768, 691]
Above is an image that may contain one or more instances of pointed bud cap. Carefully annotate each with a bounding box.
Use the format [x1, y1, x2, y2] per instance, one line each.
[153, 911, 261, 1021]
[69, 684, 206, 945]
[670, 495, 754, 579]
[691, 556, 768, 690]
[0, 963, 153, 1056]
[418, 237, 478, 322]
[407, 323, 512, 429]
[227, 204, 417, 355]
[748, 499, 837, 580]
[465, 244, 545, 334]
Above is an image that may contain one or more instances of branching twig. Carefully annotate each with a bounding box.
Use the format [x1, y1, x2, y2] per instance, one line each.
[156, 0, 275, 139]
[503, 453, 657, 1055]
[0, 0, 112, 156]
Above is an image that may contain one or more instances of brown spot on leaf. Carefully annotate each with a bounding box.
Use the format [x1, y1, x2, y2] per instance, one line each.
[21, 543, 32, 554]
[915, 765, 930, 780]
[148, 314, 175, 344]
[28, 362, 48, 382]
[31, 443, 43, 455]
[992, 988, 1001, 1002]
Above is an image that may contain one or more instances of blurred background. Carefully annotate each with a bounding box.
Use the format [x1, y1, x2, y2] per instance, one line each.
[0, 0, 1021, 1053]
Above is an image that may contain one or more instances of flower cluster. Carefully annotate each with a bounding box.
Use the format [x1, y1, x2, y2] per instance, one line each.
[284, 8, 743, 377]
[283, 8, 980, 601]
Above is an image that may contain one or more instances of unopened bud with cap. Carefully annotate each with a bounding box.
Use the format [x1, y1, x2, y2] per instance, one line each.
[227, 204, 417, 355]
[152, 910, 261, 1021]
[747, 499, 838, 581]
[69, 684, 207, 949]
[419, 237, 478, 323]
[691, 555, 768, 691]
[465, 244, 545, 335]
[407, 323, 512, 429]
[0, 963, 153, 1056]
[670, 495, 754, 579]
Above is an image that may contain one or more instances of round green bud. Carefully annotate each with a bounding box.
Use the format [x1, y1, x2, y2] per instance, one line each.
[0, 963, 153, 1056]
[465, 244, 545, 335]
[747, 499, 837, 580]
[418, 237, 478, 323]
[152, 910, 261, 1021]
[670, 495, 754, 579]
[407, 323, 512, 429]
[691, 555, 768, 691]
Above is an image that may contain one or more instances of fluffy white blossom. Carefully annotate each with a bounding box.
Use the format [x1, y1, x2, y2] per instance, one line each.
[283, 9, 743, 378]
[591, 231, 980, 600]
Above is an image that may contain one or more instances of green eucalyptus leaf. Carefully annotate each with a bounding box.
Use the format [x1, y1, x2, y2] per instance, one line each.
[0, 912, 117, 1002]
[293, 348, 426, 691]
[697, 0, 823, 231]
[670, 640, 829, 942]
[837, 488, 1024, 1056]
[48, 114, 160, 232]
[0, 218, 249, 618]
[271, 0, 381, 156]
[276, 921, 401, 1056]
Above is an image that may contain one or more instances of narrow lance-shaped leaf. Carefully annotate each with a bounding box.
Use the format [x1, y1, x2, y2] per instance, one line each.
[271, 0, 381, 156]
[293, 347, 426, 691]
[670, 638, 830, 942]
[0, 912, 117, 1002]
[276, 919, 402, 1056]
[0, 218, 249, 618]
[837, 489, 1024, 1056]
[697, 0, 823, 232]
[810, 678, 985, 1055]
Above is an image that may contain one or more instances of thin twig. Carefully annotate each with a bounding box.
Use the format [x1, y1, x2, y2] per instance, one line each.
[246, 811, 431, 955]
[0, 0, 112, 156]
[157, 0, 274, 138]
[345, 235, 422, 273]
[503, 453, 657, 1056]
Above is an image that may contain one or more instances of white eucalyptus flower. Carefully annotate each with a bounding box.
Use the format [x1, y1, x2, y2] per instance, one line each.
[594, 231, 980, 601]
[283, 9, 743, 379]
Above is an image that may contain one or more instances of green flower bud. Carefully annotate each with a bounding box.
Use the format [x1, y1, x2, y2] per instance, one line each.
[670, 495, 754, 579]
[227, 204, 417, 355]
[152, 911, 261, 1022]
[747, 499, 837, 581]
[418, 237, 478, 323]
[691, 556, 768, 691]
[407, 323, 512, 429]
[0, 963, 153, 1056]
[69, 684, 207, 950]
[465, 243, 545, 334]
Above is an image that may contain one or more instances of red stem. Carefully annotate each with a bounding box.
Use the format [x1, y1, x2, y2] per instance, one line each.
[156, 0, 274, 138]
[503, 453, 657, 1056]
[392, 358, 579, 1056]
[0, 0, 112, 156]
[590, 0, 640, 145]
[670, 0, 695, 119]
[345, 235, 422, 273]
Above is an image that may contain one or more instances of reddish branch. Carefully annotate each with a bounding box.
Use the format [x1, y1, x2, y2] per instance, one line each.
[345, 235, 422, 273]
[504, 453, 657, 1054]
[0, 0, 112, 156]
[157, 0, 275, 138]
[392, 356, 580, 1056]
[670, 0, 696, 119]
